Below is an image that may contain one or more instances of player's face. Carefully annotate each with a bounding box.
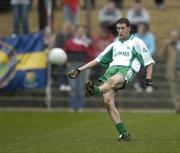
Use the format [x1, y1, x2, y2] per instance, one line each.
[116, 23, 130, 40]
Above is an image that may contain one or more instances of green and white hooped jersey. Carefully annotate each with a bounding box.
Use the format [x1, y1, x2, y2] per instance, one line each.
[95, 35, 155, 73]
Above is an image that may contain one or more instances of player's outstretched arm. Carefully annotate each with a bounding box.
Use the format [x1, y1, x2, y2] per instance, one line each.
[67, 59, 98, 79]
[78, 59, 98, 72]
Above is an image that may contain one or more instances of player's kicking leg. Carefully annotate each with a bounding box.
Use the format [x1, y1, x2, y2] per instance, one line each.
[103, 89, 130, 141]
[85, 74, 124, 97]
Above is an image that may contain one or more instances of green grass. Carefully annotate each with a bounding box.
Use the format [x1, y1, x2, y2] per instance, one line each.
[0, 111, 180, 153]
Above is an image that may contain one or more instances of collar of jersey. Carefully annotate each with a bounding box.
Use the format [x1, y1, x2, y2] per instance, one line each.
[119, 34, 133, 43]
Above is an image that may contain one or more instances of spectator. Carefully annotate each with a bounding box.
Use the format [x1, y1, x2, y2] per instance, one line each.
[55, 22, 73, 49]
[154, 0, 165, 10]
[55, 22, 73, 92]
[64, 25, 94, 112]
[162, 29, 180, 113]
[99, 1, 121, 36]
[127, 0, 150, 34]
[38, 0, 55, 31]
[91, 25, 115, 81]
[11, 0, 30, 36]
[63, 0, 79, 27]
[134, 22, 156, 93]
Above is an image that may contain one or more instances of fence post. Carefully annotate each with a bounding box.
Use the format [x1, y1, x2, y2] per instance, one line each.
[45, 0, 52, 111]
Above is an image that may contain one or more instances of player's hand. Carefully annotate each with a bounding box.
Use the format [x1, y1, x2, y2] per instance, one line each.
[67, 69, 80, 79]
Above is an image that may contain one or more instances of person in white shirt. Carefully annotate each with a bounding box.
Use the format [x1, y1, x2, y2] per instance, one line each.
[99, 1, 121, 36]
[67, 18, 155, 141]
[127, 0, 150, 34]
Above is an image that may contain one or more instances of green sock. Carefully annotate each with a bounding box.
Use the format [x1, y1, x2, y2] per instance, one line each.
[116, 122, 127, 135]
[94, 86, 101, 95]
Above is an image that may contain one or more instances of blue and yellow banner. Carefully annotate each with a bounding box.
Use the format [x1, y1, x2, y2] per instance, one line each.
[0, 32, 47, 91]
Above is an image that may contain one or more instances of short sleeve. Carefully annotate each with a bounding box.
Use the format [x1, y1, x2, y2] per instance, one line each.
[95, 43, 113, 68]
[134, 38, 155, 67]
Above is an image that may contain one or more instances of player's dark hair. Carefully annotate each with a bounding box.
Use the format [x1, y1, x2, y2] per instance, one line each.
[115, 18, 131, 27]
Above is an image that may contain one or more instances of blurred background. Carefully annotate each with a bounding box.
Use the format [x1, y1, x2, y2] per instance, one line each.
[0, 0, 180, 113]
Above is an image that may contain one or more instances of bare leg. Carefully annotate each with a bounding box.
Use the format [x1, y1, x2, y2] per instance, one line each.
[99, 74, 125, 94]
[103, 89, 130, 141]
[85, 74, 125, 97]
[85, 74, 130, 140]
[103, 89, 121, 124]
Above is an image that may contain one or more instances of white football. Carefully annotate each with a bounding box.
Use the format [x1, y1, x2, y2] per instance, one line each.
[48, 48, 67, 65]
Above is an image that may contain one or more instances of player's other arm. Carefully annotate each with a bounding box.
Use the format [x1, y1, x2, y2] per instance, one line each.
[146, 63, 153, 80]
[136, 38, 155, 87]
[145, 63, 154, 87]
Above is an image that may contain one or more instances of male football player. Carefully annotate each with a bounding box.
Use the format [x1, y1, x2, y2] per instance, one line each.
[67, 18, 155, 141]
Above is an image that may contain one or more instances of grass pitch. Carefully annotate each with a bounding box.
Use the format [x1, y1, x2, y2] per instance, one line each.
[0, 111, 180, 153]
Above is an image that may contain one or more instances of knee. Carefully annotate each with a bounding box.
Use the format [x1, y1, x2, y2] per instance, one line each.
[108, 78, 118, 89]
